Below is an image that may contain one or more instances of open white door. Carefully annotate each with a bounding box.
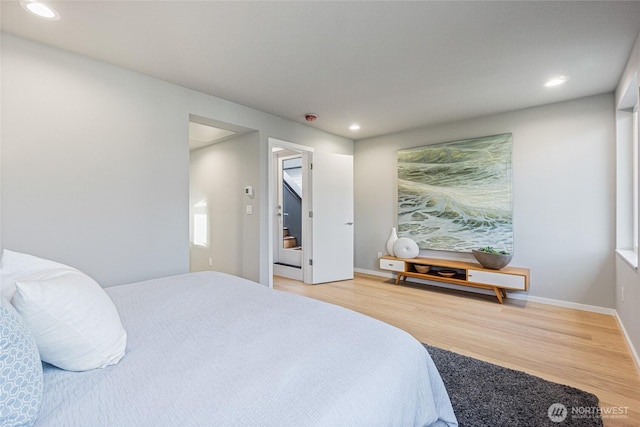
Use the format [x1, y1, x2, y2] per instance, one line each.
[310, 152, 354, 284]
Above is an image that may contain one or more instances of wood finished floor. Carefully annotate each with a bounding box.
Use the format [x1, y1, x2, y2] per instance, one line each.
[274, 273, 640, 427]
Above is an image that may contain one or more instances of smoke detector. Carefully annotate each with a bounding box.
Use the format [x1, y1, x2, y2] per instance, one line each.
[305, 113, 318, 122]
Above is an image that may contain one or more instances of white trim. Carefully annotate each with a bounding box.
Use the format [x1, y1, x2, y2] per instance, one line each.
[616, 249, 638, 270]
[515, 294, 616, 315]
[355, 267, 616, 315]
[355, 267, 392, 278]
[273, 263, 303, 281]
[267, 137, 315, 288]
[615, 311, 640, 370]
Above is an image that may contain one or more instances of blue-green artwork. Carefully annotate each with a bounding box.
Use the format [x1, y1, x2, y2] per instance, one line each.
[397, 133, 513, 253]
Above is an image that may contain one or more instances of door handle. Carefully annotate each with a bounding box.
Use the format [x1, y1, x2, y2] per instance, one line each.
[345, 222, 354, 225]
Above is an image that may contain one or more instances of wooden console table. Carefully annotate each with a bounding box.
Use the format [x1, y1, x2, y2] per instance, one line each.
[379, 256, 530, 303]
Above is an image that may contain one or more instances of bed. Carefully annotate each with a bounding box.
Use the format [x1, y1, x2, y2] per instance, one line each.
[1, 251, 457, 426]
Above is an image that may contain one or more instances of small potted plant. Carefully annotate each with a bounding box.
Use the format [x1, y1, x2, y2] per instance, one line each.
[472, 246, 512, 270]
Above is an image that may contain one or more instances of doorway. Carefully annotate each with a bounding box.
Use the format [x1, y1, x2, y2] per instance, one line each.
[188, 114, 258, 279]
[268, 138, 355, 288]
[277, 154, 303, 267]
[272, 143, 311, 282]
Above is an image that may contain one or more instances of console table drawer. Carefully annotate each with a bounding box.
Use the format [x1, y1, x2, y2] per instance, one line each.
[379, 258, 406, 272]
[467, 269, 526, 290]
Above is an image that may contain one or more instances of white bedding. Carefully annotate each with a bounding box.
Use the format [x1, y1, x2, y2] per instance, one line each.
[34, 271, 457, 426]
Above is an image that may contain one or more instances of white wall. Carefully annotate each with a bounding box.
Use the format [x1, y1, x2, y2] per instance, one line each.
[355, 93, 616, 308]
[615, 31, 640, 361]
[0, 34, 353, 286]
[1, 34, 190, 286]
[189, 131, 260, 281]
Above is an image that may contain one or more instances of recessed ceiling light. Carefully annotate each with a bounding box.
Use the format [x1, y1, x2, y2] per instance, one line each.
[543, 76, 568, 88]
[349, 124, 361, 131]
[20, 1, 60, 20]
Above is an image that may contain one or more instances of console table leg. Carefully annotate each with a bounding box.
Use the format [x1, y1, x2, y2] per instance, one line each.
[395, 274, 402, 285]
[493, 287, 504, 304]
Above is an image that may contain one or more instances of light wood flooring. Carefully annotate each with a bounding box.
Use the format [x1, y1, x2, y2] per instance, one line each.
[274, 273, 640, 427]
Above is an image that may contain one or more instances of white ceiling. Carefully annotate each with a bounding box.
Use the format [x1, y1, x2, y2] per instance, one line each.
[188, 122, 236, 151]
[2, 1, 640, 140]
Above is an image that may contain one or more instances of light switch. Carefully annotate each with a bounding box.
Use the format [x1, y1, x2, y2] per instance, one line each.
[246, 204, 253, 215]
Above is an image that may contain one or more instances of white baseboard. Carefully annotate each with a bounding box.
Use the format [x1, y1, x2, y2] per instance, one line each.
[355, 267, 392, 278]
[514, 294, 616, 316]
[614, 311, 640, 370]
[273, 263, 302, 281]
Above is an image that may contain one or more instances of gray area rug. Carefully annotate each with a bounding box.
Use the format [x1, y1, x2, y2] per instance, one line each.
[424, 344, 603, 427]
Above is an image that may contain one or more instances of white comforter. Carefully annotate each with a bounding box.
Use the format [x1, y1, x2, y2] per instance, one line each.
[35, 272, 457, 426]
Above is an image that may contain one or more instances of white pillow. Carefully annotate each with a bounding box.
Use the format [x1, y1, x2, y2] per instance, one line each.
[12, 268, 127, 372]
[1, 249, 70, 302]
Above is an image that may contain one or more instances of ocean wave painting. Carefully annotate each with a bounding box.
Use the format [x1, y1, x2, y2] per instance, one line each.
[397, 133, 513, 253]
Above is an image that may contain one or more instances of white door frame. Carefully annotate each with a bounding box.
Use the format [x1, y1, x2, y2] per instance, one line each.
[267, 138, 314, 287]
[276, 152, 303, 268]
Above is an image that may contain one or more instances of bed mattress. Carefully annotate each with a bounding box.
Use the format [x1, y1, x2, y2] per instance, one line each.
[34, 271, 457, 426]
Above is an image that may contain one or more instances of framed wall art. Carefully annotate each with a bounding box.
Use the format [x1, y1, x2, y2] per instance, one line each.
[397, 133, 513, 253]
